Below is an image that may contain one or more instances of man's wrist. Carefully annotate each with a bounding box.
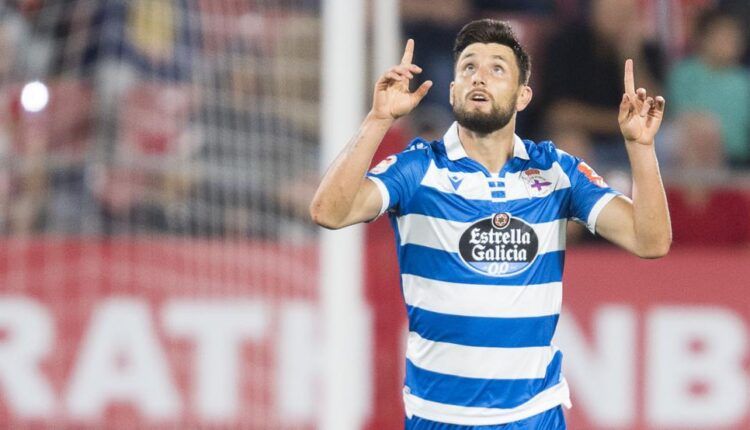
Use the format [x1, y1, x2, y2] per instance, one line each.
[624, 139, 659, 167]
[365, 110, 396, 127]
[624, 138, 655, 148]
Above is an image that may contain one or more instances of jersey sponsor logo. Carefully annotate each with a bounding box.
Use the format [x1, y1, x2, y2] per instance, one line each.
[521, 168, 554, 197]
[370, 155, 397, 174]
[577, 162, 607, 187]
[458, 213, 539, 277]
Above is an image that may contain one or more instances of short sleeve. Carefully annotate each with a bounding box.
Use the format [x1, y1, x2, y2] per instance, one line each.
[565, 156, 621, 234]
[366, 140, 431, 217]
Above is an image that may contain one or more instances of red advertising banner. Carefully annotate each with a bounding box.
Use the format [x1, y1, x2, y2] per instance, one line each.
[560, 245, 750, 429]
[0, 238, 317, 429]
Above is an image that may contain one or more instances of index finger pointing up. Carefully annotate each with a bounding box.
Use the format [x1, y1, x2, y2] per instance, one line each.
[624, 59, 635, 95]
[401, 39, 414, 65]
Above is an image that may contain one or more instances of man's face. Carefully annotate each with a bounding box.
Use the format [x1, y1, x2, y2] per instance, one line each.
[702, 18, 745, 67]
[450, 43, 526, 134]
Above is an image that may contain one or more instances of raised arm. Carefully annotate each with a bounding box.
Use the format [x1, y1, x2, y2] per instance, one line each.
[309, 39, 432, 229]
[595, 59, 672, 258]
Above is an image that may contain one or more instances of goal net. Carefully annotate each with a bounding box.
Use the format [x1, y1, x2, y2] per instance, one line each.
[0, 1, 322, 428]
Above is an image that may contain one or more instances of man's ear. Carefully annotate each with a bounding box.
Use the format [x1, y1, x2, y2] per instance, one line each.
[516, 85, 533, 112]
[449, 81, 455, 107]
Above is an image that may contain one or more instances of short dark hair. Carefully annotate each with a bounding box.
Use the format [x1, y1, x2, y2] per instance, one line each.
[453, 19, 531, 85]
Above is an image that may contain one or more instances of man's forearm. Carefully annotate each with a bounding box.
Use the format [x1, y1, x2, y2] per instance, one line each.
[309, 112, 394, 227]
[626, 141, 672, 257]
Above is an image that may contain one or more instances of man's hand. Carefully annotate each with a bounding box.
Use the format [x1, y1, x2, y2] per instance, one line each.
[597, 59, 671, 259]
[618, 59, 665, 145]
[370, 39, 432, 121]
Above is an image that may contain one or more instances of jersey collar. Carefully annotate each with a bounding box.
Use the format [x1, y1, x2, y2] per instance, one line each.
[443, 121, 529, 161]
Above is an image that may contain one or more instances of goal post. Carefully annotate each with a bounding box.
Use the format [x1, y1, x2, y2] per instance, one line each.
[319, 0, 371, 429]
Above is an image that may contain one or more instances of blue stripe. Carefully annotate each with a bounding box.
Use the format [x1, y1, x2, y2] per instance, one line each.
[400, 244, 564, 285]
[405, 186, 570, 223]
[488, 181, 505, 187]
[405, 406, 566, 429]
[405, 351, 563, 409]
[390, 215, 407, 294]
[407, 306, 558, 347]
[406, 187, 495, 221]
[491, 190, 506, 198]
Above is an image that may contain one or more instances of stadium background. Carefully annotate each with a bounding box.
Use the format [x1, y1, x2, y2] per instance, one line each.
[0, 0, 749, 429]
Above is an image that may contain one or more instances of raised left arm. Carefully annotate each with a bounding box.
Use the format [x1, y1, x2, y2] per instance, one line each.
[595, 59, 671, 258]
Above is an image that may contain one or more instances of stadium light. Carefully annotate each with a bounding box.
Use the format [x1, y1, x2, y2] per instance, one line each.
[21, 81, 49, 113]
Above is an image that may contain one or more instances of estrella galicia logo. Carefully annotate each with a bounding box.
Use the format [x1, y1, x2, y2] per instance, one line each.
[458, 213, 539, 277]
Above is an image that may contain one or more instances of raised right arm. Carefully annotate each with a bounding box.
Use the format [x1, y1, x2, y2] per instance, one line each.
[309, 39, 432, 229]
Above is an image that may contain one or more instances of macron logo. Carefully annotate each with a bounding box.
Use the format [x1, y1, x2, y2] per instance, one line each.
[448, 172, 464, 191]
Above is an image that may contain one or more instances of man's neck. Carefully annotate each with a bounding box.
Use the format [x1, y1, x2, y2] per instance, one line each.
[457, 119, 516, 174]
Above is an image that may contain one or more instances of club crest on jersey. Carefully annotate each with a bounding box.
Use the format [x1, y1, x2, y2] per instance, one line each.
[492, 212, 511, 229]
[370, 155, 397, 174]
[521, 168, 554, 197]
[577, 162, 607, 187]
[458, 213, 539, 277]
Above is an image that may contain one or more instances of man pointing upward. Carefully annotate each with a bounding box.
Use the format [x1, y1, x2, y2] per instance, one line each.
[311, 19, 670, 430]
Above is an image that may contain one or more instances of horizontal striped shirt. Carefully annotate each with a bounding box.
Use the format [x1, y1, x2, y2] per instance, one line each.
[367, 122, 619, 425]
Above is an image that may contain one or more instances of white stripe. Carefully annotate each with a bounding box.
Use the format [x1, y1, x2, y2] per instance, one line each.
[397, 214, 566, 255]
[420, 161, 490, 200]
[587, 192, 619, 234]
[397, 213, 466, 253]
[540, 217, 567, 255]
[367, 176, 390, 216]
[404, 379, 571, 426]
[406, 332, 557, 380]
[402, 274, 562, 318]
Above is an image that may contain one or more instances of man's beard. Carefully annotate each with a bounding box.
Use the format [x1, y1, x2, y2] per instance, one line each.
[453, 95, 516, 135]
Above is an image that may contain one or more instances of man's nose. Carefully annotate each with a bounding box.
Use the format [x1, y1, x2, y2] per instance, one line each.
[471, 67, 487, 86]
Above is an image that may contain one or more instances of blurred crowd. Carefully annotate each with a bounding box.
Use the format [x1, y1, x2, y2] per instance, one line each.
[0, 0, 319, 241]
[0, 0, 748, 247]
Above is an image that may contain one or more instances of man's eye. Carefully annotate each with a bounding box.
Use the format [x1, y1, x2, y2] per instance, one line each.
[465, 64, 475, 71]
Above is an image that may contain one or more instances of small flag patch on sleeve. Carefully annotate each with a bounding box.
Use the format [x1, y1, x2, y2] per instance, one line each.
[577, 162, 607, 187]
[370, 155, 398, 174]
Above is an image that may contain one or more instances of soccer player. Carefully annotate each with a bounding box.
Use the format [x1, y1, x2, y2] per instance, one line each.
[310, 19, 671, 429]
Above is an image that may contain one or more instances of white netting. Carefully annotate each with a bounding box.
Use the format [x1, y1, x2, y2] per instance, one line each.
[0, 1, 321, 428]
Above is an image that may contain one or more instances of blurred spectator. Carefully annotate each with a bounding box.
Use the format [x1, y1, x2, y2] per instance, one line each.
[81, 0, 197, 81]
[407, 104, 455, 142]
[0, 80, 97, 234]
[472, 0, 556, 15]
[665, 112, 750, 246]
[183, 8, 320, 241]
[666, 9, 750, 169]
[0, 7, 22, 83]
[718, 0, 750, 65]
[401, 0, 471, 117]
[540, 0, 664, 168]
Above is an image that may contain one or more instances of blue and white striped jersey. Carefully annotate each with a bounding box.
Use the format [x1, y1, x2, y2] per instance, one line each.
[367, 122, 620, 425]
